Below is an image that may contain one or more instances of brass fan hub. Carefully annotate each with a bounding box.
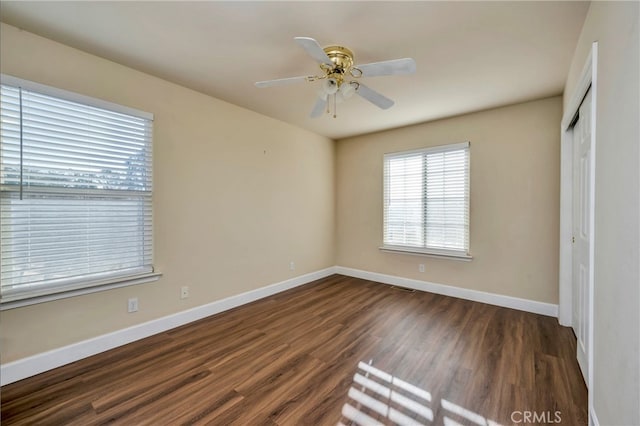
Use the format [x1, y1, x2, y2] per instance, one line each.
[322, 45, 354, 72]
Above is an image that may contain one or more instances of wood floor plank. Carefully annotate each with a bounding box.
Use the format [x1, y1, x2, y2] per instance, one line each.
[93, 367, 212, 425]
[0, 275, 587, 425]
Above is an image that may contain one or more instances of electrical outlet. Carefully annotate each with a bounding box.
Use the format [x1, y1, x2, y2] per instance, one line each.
[128, 297, 138, 313]
[289, 261, 295, 271]
[181, 286, 189, 299]
[419, 264, 425, 273]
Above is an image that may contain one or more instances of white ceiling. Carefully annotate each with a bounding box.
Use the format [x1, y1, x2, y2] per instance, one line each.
[0, 1, 589, 139]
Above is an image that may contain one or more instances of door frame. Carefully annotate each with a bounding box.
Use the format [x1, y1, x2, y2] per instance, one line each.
[558, 41, 597, 424]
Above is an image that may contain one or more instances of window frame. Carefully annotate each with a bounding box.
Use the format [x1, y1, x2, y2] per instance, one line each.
[380, 142, 472, 261]
[0, 74, 160, 310]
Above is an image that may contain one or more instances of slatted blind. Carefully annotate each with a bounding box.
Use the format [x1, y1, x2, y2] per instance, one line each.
[383, 142, 470, 256]
[0, 77, 154, 302]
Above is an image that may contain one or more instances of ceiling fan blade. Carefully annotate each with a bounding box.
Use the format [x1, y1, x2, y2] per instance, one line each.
[255, 76, 309, 88]
[355, 83, 395, 109]
[294, 37, 333, 66]
[356, 58, 416, 77]
[310, 97, 327, 118]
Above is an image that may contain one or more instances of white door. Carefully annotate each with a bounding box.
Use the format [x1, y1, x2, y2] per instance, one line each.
[572, 88, 592, 384]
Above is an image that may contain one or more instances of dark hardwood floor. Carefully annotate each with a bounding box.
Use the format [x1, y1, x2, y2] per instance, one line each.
[1, 275, 587, 425]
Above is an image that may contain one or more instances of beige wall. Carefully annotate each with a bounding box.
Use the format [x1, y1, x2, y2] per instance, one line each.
[336, 97, 562, 304]
[564, 2, 640, 424]
[0, 23, 336, 362]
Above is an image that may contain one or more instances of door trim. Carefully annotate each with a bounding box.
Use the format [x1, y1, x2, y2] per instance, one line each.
[559, 41, 597, 425]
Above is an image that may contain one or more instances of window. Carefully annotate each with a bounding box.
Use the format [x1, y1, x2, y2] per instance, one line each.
[382, 142, 470, 258]
[0, 75, 157, 305]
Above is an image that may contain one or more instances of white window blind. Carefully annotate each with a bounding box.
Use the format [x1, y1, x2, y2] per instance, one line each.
[383, 142, 470, 257]
[0, 77, 154, 303]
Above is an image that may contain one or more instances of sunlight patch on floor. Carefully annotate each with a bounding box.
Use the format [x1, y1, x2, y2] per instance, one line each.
[338, 360, 502, 426]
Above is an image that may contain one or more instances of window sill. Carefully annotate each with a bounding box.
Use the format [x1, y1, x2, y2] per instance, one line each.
[379, 246, 473, 261]
[0, 272, 162, 310]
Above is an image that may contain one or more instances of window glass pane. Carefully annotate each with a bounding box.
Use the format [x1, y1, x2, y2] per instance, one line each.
[384, 155, 424, 247]
[425, 149, 468, 251]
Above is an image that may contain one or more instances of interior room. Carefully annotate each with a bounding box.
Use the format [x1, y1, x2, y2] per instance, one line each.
[0, 1, 638, 425]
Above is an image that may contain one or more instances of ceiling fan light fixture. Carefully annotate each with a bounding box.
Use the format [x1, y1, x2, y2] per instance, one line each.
[340, 81, 357, 99]
[322, 78, 339, 95]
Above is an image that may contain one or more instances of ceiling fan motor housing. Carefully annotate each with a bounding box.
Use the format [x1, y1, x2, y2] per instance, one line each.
[322, 45, 354, 84]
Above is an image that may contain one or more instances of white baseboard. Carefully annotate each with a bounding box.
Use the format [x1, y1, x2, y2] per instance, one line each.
[1, 265, 559, 386]
[335, 266, 558, 317]
[0, 267, 336, 386]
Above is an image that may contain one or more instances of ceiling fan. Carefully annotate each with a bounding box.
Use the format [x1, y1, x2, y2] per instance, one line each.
[255, 37, 416, 118]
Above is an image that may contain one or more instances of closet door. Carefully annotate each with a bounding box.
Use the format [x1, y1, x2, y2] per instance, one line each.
[572, 88, 592, 385]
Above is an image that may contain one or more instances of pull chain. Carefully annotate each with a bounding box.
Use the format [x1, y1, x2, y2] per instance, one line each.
[333, 93, 337, 119]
